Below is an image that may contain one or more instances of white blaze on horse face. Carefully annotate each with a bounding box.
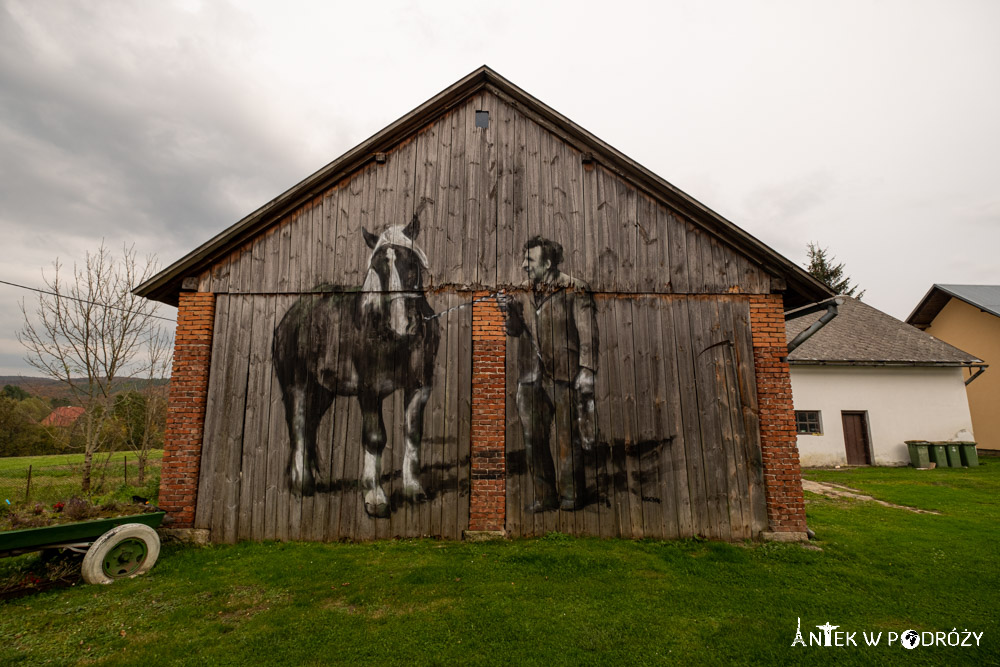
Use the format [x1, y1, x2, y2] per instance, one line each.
[385, 248, 409, 335]
[360, 265, 383, 315]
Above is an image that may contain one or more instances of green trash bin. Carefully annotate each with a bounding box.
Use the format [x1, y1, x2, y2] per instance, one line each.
[905, 441, 931, 469]
[958, 442, 979, 467]
[929, 443, 949, 468]
[946, 443, 963, 468]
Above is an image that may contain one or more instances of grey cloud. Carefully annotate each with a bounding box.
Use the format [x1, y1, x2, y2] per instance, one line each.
[0, 2, 307, 250]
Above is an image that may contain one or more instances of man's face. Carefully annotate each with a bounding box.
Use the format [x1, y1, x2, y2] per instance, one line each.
[522, 246, 550, 285]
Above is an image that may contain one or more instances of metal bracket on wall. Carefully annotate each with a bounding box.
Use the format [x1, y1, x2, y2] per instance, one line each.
[966, 364, 989, 386]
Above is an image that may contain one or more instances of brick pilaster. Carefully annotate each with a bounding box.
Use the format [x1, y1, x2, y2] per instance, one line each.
[468, 292, 507, 533]
[749, 294, 807, 534]
[159, 292, 215, 528]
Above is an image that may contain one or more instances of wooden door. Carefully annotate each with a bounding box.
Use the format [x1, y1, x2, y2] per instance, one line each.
[841, 412, 871, 465]
[196, 292, 473, 543]
[503, 295, 768, 540]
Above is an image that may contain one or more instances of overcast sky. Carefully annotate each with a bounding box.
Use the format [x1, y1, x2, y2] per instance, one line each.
[1, 0, 998, 375]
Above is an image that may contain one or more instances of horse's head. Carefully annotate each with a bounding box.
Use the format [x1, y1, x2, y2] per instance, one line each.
[360, 212, 430, 336]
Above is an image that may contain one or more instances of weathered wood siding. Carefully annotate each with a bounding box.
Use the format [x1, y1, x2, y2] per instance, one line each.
[193, 90, 771, 540]
[197, 92, 770, 296]
[194, 292, 472, 541]
[504, 295, 766, 539]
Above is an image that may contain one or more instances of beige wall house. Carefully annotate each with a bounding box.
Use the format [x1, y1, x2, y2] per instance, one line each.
[908, 285, 1000, 451]
[787, 297, 980, 466]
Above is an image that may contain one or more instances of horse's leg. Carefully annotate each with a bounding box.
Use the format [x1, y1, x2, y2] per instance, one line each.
[359, 393, 389, 518]
[402, 386, 432, 502]
[284, 381, 326, 496]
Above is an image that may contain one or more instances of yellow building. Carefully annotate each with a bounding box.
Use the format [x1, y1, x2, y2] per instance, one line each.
[908, 285, 998, 451]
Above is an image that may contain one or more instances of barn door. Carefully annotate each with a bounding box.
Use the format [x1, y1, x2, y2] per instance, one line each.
[842, 411, 872, 465]
[503, 295, 768, 540]
[195, 292, 473, 543]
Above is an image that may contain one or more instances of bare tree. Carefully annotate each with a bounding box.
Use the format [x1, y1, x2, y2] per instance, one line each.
[18, 243, 164, 492]
[113, 328, 173, 484]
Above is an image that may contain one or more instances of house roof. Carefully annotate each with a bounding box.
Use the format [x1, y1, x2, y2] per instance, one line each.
[41, 406, 85, 427]
[786, 296, 982, 366]
[134, 65, 831, 308]
[906, 284, 1000, 328]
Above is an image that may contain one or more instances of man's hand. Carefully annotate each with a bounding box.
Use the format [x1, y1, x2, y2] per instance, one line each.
[574, 367, 595, 395]
[495, 290, 511, 314]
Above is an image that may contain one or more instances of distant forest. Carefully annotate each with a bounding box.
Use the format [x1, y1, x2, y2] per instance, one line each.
[0, 376, 169, 406]
[0, 377, 169, 458]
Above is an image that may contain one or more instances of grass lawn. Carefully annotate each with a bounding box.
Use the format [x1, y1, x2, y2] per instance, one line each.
[0, 450, 163, 473]
[0, 451, 163, 506]
[1, 463, 997, 665]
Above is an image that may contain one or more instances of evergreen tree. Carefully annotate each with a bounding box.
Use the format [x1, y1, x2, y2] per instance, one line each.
[1, 385, 30, 401]
[805, 242, 865, 298]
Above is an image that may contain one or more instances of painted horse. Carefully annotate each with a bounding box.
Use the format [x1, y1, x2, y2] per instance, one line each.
[272, 211, 439, 517]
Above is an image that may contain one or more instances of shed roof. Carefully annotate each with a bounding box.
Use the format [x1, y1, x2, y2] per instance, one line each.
[41, 405, 85, 427]
[786, 296, 981, 366]
[135, 66, 831, 308]
[907, 284, 1000, 328]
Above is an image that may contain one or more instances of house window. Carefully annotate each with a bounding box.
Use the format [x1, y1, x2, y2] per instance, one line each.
[795, 410, 823, 435]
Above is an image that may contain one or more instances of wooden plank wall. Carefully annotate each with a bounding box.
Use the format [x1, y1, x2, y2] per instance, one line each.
[194, 292, 472, 541]
[503, 296, 766, 539]
[197, 93, 770, 297]
[193, 90, 772, 541]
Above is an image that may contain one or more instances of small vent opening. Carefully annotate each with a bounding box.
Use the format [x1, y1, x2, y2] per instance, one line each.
[475, 110, 489, 129]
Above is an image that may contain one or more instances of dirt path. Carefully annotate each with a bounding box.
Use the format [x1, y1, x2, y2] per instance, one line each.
[802, 480, 941, 515]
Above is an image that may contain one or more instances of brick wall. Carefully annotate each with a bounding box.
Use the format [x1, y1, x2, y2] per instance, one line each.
[749, 294, 807, 533]
[159, 292, 215, 528]
[468, 292, 507, 532]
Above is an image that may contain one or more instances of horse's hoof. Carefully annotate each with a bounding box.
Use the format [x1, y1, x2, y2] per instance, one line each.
[288, 475, 317, 497]
[363, 488, 390, 518]
[403, 483, 427, 504]
[364, 500, 390, 518]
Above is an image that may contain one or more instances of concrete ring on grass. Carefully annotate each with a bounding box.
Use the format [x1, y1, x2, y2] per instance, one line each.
[81, 523, 160, 585]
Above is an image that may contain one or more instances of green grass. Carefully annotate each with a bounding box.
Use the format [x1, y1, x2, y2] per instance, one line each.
[0, 451, 162, 507]
[0, 450, 163, 473]
[1, 464, 997, 665]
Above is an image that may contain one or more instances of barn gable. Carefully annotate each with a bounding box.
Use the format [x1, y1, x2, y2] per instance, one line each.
[142, 67, 828, 543]
[137, 68, 827, 306]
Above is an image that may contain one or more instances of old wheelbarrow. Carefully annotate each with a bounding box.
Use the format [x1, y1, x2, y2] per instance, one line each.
[0, 510, 166, 585]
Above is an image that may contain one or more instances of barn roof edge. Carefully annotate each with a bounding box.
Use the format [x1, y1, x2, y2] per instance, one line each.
[135, 65, 830, 307]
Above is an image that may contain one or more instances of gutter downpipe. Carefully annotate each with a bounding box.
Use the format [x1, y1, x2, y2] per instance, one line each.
[784, 296, 841, 542]
[966, 365, 988, 386]
[786, 298, 843, 355]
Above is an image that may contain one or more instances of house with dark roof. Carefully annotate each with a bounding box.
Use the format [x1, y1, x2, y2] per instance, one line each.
[787, 297, 982, 466]
[908, 285, 1000, 451]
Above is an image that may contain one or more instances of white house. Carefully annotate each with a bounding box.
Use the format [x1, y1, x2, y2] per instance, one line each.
[786, 297, 980, 467]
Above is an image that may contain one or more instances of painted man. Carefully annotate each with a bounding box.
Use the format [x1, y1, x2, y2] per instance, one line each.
[503, 236, 599, 512]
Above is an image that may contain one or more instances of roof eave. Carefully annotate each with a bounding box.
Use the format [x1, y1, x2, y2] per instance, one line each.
[135, 65, 832, 307]
[788, 360, 982, 367]
[906, 284, 949, 328]
[134, 66, 497, 305]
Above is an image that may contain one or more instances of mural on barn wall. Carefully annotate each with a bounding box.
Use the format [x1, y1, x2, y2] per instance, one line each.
[192, 90, 773, 541]
[273, 203, 443, 518]
[502, 236, 599, 513]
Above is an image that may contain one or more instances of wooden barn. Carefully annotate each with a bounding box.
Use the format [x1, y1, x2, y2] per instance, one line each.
[137, 67, 831, 543]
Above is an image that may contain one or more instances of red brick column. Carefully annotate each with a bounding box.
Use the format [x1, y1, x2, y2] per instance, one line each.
[468, 292, 507, 534]
[750, 294, 807, 536]
[159, 292, 215, 528]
